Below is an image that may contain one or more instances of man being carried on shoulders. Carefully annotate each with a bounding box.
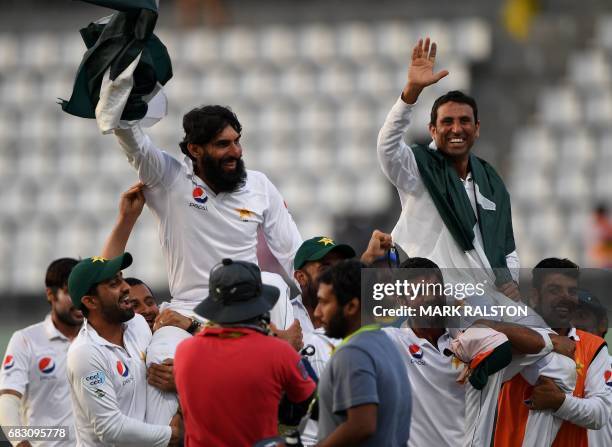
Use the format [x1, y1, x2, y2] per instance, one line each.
[377, 37, 520, 302]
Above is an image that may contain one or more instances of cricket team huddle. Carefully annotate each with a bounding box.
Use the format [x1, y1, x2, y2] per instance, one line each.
[0, 36, 611, 447]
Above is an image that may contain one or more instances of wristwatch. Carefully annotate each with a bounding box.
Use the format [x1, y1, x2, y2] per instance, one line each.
[186, 318, 202, 335]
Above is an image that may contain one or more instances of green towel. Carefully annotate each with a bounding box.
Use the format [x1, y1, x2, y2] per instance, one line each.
[468, 341, 512, 390]
[412, 144, 516, 285]
[60, 0, 172, 121]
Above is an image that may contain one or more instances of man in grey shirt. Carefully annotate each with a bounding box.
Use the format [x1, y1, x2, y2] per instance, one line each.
[314, 260, 412, 446]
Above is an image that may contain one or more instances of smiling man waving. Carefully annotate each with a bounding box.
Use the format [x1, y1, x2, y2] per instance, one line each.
[377, 37, 520, 301]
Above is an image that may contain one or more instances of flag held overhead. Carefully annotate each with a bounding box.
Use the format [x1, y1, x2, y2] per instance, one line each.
[60, 0, 172, 132]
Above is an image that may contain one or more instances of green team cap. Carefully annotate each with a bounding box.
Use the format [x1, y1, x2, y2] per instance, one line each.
[68, 253, 133, 307]
[293, 237, 356, 270]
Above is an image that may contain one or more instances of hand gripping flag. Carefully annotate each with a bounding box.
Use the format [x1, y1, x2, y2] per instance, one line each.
[59, 0, 172, 133]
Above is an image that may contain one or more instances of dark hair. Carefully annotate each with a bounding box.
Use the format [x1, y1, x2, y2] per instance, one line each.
[124, 277, 155, 298]
[430, 90, 478, 125]
[399, 257, 444, 284]
[179, 105, 242, 162]
[45, 258, 79, 292]
[318, 259, 364, 306]
[79, 282, 100, 316]
[531, 258, 579, 290]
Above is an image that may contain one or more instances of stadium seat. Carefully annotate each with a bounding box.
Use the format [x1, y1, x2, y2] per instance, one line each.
[451, 19, 491, 62]
[538, 86, 581, 127]
[278, 61, 319, 98]
[20, 33, 61, 69]
[1, 70, 40, 105]
[337, 22, 376, 60]
[0, 33, 18, 69]
[414, 20, 451, 58]
[584, 88, 612, 127]
[375, 21, 414, 64]
[165, 68, 200, 104]
[553, 172, 589, 206]
[317, 173, 353, 212]
[318, 60, 357, 99]
[298, 215, 334, 244]
[58, 32, 85, 68]
[557, 130, 595, 166]
[568, 49, 610, 87]
[219, 26, 259, 63]
[199, 63, 240, 103]
[239, 62, 279, 101]
[298, 24, 336, 63]
[258, 26, 298, 64]
[337, 98, 377, 132]
[41, 69, 75, 106]
[596, 15, 612, 51]
[176, 29, 220, 67]
[356, 59, 397, 96]
[353, 172, 392, 213]
[298, 97, 338, 133]
[277, 174, 318, 212]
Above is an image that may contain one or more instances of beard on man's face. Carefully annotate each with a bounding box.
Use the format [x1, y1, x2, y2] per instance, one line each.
[100, 299, 135, 324]
[199, 150, 247, 193]
[324, 307, 350, 339]
[301, 274, 319, 309]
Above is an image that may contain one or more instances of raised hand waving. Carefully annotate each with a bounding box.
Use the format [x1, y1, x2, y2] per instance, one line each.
[402, 37, 449, 104]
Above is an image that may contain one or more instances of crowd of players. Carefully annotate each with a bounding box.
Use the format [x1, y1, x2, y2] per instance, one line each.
[0, 37, 611, 447]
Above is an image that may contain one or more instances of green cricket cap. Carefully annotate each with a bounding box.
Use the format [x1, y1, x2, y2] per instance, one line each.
[294, 237, 356, 270]
[68, 253, 133, 307]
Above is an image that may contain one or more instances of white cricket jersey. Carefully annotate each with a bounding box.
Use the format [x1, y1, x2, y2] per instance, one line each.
[262, 272, 295, 330]
[291, 295, 315, 334]
[588, 353, 612, 447]
[67, 314, 171, 447]
[114, 126, 302, 312]
[300, 329, 339, 446]
[383, 327, 466, 447]
[144, 326, 191, 425]
[0, 315, 75, 446]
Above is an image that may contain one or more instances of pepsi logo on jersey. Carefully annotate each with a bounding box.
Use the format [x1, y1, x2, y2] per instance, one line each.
[408, 344, 426, 365]
[3, 355, 15, 370]
[189, 186, 209, 211]
[116, 360, 129, 378]
[38, 357, 55, 374]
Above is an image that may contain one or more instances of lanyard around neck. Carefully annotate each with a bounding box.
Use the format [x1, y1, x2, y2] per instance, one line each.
[333, 324, 380, 354]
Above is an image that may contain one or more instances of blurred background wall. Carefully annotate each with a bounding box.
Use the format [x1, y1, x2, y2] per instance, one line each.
[1, 0, 611, 353]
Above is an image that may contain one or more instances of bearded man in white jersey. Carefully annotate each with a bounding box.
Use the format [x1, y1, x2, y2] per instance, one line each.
[111, 105, 303, 389]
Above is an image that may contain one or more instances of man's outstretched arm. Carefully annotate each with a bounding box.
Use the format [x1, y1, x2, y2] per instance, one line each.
[114, 125, 182, 189]
[377, 38, 449, 192]
[101, 183, 145, 259]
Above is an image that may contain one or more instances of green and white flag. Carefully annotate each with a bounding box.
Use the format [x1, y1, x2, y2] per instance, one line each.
[60, 0, 172, 133]
[411, 144, 516, 285]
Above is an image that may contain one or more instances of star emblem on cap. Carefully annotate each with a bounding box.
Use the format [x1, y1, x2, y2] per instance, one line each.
[91, 256, 108, 263]
[318, 237, 335, 246]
